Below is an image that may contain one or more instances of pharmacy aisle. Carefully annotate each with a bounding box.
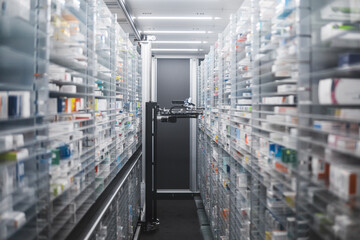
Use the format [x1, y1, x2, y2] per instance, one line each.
[2, 0, 360, 239]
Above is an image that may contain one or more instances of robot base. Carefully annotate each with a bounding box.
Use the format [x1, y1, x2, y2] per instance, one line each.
[143, 219, 160, 232]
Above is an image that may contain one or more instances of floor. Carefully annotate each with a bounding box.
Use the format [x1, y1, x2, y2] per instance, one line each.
[140, 200, 203, 240]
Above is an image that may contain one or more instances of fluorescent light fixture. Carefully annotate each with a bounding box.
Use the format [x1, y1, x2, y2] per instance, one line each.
[153, 41, 208, 44]
[143, 30, 213, 34]
[135, 16, 221, 20]
[152, 48, 203, 52]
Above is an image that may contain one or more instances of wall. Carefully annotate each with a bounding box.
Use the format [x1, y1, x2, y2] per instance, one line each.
[157, 59, 190, 189]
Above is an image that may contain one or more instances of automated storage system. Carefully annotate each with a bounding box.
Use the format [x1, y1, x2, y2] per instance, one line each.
[1, 0, 360, 240]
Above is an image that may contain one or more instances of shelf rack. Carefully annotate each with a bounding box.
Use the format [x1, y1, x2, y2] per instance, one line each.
[0, 0, 142, 239]
[0, 0, 50, 239]
[230, 3, 253, 240]
[46, 0, 98, 238]
[197, 0, 360, 240]
[87, 155, 141, 240]
[296, 1, 360, 239]
[93, 0, 117, 198]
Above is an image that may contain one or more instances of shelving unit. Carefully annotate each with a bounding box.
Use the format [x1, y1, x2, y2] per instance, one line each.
[197, 0, 360, 239]
[88, 157, 141, 240]
[135, 50, 142, 150]
[0, 0, 142, 239]
[47, 0, 99, 238]
[0, 0, 50, 239]
[230, 3, 253, 240]
[114, 24, 129, 176]
[93, 0, 117, 198]
[297, 1, 360, 239]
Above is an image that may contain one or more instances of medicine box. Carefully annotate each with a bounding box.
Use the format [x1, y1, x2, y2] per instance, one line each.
[319, 78, 360, 105]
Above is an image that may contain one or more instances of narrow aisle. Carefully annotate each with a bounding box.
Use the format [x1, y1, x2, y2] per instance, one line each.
[140, 200, 203, 240]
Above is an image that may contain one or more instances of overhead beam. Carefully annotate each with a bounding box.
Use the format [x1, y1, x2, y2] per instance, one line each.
[114, 0, 142, 40]
[117, 18, 128, 24]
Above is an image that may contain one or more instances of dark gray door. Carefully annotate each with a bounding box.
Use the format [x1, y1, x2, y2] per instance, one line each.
[157, 59, 190, 189]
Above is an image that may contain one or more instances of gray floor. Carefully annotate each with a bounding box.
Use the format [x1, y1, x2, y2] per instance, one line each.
[140, 200, 203, 240]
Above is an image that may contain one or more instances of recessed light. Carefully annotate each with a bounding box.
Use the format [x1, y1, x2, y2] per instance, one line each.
[144, 30, 206, 34]
[152, 49, 199, 51]
[153, 41, 206, 44]
[143, 30, 214, 34]
[134, 16, 221, 20]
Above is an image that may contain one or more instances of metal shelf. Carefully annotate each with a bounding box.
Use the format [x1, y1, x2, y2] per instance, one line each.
[0, 0, 142, 239]
[196, 0, 322, 239]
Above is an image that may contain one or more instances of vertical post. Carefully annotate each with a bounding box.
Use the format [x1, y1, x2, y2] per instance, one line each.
[151, 57, 157, 102]
[153, 103, 158, 220]
[144, 102, 159, 230]
[189, 58, 199, 192]
[145, 102, 153, 223]
[151, 56, 158, 219]
[141, 41, 152, 219]
[142, 41, 159, 231]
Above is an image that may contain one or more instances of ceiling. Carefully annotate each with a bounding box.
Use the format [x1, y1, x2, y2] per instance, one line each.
[105, 0, 243, 57]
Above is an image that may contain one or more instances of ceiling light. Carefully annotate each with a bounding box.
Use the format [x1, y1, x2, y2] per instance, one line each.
[152, 49, 203, 52]
[143, 30, 213, 34]
[147, 35, 157, 41]
[135, 16, 221, 20]
[153, 41, 207, 44]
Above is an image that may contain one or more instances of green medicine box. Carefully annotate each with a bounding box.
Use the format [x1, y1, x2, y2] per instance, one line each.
[52, 149, 60, 165]
[281, 148, 297, 164]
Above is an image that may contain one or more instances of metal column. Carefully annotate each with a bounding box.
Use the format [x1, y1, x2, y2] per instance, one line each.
[141, 41, 152, 220]
[144, 102, 159, 230]
[142, 41, 160, 230]
[151, 57, 157, 102]
[189, 58, 199, 192]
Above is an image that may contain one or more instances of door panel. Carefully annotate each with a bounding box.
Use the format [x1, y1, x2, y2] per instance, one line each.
[157, 59, 190, 189]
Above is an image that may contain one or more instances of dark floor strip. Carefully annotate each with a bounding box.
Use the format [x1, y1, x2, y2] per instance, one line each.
[200, 226, 214, 240]
[140, 200, 203, 240]
[195, 196, 213, 240]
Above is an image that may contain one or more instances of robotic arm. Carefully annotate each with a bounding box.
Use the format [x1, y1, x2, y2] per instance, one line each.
[143, 98, 203, 231]
[157, 98, 204, 123]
